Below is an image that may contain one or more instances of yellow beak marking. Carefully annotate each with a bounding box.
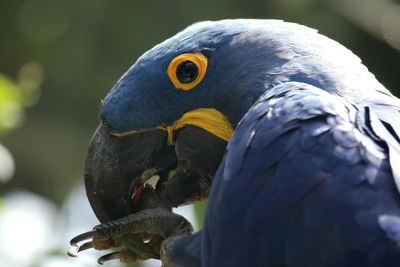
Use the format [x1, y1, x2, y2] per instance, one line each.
[111, 108, 233, 145]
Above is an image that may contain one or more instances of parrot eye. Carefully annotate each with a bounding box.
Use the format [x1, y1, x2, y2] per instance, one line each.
[177, 61, 198, 83]
[167, 53, 208, 91]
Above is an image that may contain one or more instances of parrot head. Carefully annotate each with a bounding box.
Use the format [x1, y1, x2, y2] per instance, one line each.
[84, 19, 376, 222]
[85, 20, 282, 222]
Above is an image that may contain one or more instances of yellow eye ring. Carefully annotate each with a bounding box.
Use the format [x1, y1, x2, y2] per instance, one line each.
[167, 53, 208, 91]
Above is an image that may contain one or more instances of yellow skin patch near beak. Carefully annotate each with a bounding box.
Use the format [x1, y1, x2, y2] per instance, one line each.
[111, 108, 234, 145]
[158, 108, 234, 145]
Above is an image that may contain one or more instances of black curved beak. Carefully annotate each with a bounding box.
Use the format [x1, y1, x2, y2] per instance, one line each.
[84, 124, 175, 222]
[84, 123, 227, 223]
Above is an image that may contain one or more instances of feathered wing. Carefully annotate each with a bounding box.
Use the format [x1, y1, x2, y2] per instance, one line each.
[201, 82, 400, 267]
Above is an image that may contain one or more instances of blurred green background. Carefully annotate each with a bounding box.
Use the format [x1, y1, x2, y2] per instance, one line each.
[1, 0, 400, 266]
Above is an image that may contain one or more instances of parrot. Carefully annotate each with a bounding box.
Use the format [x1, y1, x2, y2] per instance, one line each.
[69, 19, 400, 267]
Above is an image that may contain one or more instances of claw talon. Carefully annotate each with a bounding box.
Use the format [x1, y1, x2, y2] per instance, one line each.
[76, 241, 94, 252]
[97, 251, 121, 265]
[70, 230, 96, 246]
[67, 240, 95, 257]
[97, 249, 139, 264]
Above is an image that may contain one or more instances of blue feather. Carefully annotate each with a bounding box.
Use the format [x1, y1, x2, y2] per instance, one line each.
[202, 82, 400, 266]
[379, 215, 400, 242]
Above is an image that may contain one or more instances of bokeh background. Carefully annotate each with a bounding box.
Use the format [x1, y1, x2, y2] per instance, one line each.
[1, 0, 400, 266]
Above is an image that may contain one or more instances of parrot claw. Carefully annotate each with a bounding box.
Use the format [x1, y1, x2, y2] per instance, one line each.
[97, 248, 144, 264]
[68, 208, 194, 264]
[70, 230, 96, 246]
[68, 240, 94, 256]
[97, 251, 121, 265]
[69, 227, 123, 260]
[68, 232, 96, 258]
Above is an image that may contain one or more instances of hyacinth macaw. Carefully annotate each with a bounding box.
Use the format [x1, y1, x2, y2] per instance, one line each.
[69, 20, 400, 267]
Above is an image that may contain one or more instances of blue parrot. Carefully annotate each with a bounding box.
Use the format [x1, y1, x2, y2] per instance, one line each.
[69, 19, 400, 267]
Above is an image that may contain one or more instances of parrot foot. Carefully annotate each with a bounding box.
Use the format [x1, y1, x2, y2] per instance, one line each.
[68, 207, 194, 265]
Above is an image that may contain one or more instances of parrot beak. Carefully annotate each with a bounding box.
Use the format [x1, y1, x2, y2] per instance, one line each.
[84, 123, 227, 223]
[84, 123, 176, 222]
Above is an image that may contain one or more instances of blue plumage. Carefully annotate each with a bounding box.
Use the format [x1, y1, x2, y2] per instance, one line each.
[379, 215, 400, 242]
[202, 82, 400, 266]
[96, 19, 400, 266]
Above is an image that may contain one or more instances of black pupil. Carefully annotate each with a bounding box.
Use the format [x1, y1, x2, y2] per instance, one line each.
[176, 61, 198, 84]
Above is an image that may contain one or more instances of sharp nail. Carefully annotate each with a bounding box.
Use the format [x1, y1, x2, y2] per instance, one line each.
[67, 239, 95, 257]
[97, 251, 120, 265]
[70, 230, 96, 246]
[77, 241, 94, 252]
